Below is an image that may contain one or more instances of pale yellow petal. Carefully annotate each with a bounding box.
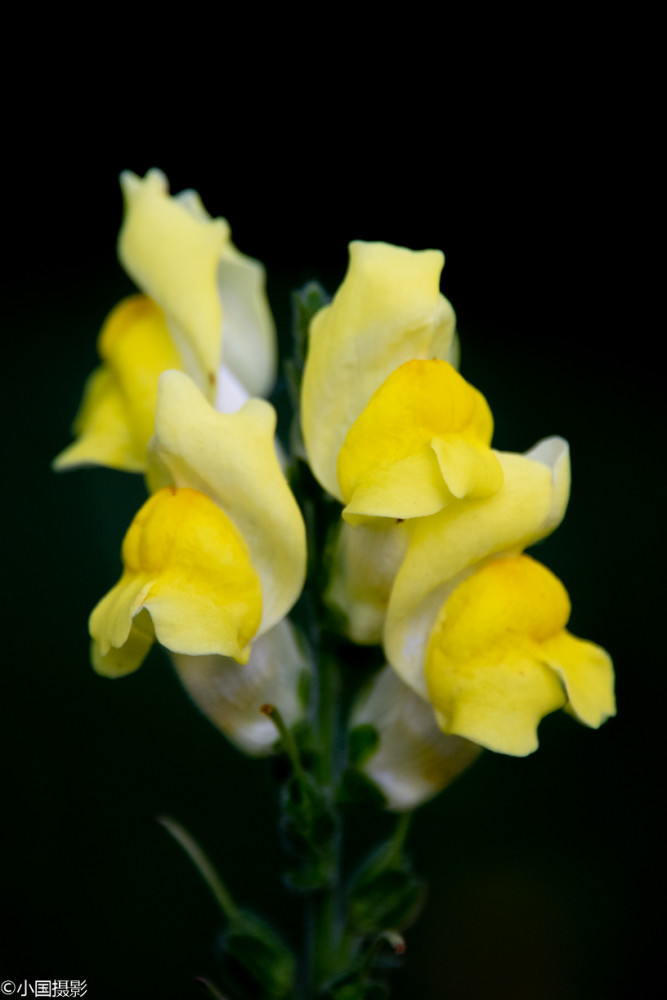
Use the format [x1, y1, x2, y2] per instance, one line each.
[118, 169, 227, 396]
[218, 246, 277, 397]
[171, 618, 310, 756]
[352, 666, 482, 810]
[385, 438, 570, 698]
[301, 242, 457, 499]
[326, 520, 410, 644]
[146, 370, 306, 634]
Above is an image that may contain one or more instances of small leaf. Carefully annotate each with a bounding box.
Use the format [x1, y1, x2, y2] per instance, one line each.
[348, 725, 380, 767]
[347, 868, 424, 935]
[320, 971, 389, 1000]
[221, 911, 296, 1000]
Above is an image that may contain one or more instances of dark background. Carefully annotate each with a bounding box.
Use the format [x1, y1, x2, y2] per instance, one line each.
[2, 114, 658, 1000]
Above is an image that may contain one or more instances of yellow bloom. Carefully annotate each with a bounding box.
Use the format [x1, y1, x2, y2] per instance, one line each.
[383, 436, 615, 754]
[54, 169, 276, 473]
[425, 555, 616, 756]
[90, 371, 306, 677]
[301, 242, 458, 504]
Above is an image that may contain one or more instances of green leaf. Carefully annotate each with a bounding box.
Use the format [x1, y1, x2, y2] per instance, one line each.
[348, 725, 380, 767]
[320, 971, 389, 1000]
[347, 868, 424, 935]
[221, 911, 296, 1000]
[281, 772, 338, 860]
[346, 821, 424, 934]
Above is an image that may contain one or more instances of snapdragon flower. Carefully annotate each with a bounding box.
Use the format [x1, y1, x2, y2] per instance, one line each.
[384, 437, 615, 755]
[54, 169, 275, 473]
[89, 370, 307, 747]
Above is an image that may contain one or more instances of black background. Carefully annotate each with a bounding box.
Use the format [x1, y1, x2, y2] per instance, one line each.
[2, 94, 659, 1000]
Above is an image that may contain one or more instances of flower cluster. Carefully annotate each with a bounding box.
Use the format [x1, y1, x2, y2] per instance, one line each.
[300, 241, 615, 806]
[55, 170, 307, 753]
[56, 171, 615, 807]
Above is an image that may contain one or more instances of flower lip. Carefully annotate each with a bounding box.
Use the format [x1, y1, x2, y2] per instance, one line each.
[337, 359, 503, 523]
[424, 554, 615, 756]
[384, 436, 572, 700]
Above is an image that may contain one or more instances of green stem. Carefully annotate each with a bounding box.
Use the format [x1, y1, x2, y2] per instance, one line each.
[157, 815, 240, 924]
[261, 702, 309, 787]
[310, 648, 343, 994]
[388, 812, 413, 864]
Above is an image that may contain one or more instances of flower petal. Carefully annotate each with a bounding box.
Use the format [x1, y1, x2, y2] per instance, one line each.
[217, 247, 277, 397]
[118, 169, 227, 396]
[91, 609, 155, 677]
[53, 296, 182, 472]
[146, 370, 306, 634]
[89, 487, 263, 671]
[171, 618, 310, 756]
[301, 242, 457, 499]
[351, 666, 482, 810]
[385, 438, 570, 698]
[326, 520, 410, 644]
[541, 631, 616, 729]
[338, 360, 502, 522]
[425, 556, 570, 755]
[53, 366, 142, 472]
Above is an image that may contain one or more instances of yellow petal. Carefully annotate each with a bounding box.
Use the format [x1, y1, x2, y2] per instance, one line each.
[385, 438, 570, 697]
[352, 666, 482, 810]
[218, 246, 277, 397]
[540, 631, 616, 728]
[118, 169, 227, 396]
[171, 618, 310, 756]
[326, 520, 410, 645]
[174, 185, 277, 397]
[301, 242, 457, 499]
[146, 370, 306, 635]
[338, 360, 502, 522]
[53, 296, 182, 472]
[425, 556, 570, 755]
[53, 366, 142, 472]
[89, 487, 263, 673]
[91, 609, 155, 677]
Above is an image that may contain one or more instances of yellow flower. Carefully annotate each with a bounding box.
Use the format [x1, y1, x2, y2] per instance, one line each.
[89, 371, 306, 677]
[54, 169, 276, 473]
[384, 437, 615, 754]
[301, 242, 464, 509]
